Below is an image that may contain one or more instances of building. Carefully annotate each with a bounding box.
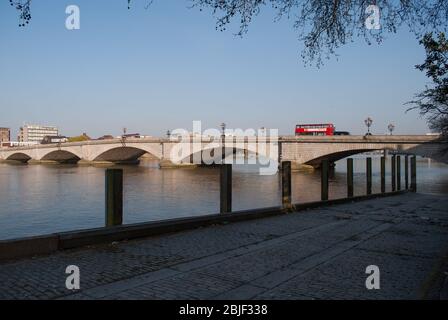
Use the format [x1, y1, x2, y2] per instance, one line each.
[18, 124, 58, 143]
[97, 135, 115, 140]
[0, 127, 10, 143]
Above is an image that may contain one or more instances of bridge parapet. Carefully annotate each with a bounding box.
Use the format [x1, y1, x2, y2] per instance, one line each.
[0, 135, 446, 166]
[280, 135, 447, 167]
[279, 135, 445, 143]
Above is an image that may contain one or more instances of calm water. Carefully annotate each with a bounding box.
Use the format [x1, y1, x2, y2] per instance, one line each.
[1, 156, 447, 240]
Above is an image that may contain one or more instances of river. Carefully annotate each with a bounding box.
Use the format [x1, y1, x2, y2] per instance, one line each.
[1, 155, 447, 240]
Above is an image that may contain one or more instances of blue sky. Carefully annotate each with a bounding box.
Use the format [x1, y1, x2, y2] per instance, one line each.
[0, 0, 433, 138]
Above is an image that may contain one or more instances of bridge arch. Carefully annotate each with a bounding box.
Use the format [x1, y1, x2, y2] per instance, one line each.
[40, 150, 81, 164]
[176, 145, 275, 165]
[301, 141, 448, 167]
[304, 148, 379, 167]
[93, 146, 155, 163]
[5, 152, 32, 163]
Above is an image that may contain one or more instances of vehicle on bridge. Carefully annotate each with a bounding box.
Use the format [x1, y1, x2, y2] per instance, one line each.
[334, 131, 350, 136]
[116, 133, 142, 139]
[1, 141, 38, 148]
[41, 136, 68, 144]
[295, 123, 335, 136]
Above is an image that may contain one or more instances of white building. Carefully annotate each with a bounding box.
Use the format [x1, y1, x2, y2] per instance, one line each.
[18, 124, 59, 143]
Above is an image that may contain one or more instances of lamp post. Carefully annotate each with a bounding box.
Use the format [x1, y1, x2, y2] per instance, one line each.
[220, 123, 226, 163]
[364, 117, 373, 135]
[121, 127, 127, 146]
[220, 123, 226, 138]
[388, 123, 395, 135]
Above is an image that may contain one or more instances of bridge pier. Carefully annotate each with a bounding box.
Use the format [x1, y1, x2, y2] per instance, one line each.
[28, 159, 62, 165]
[159, 159, 198, 169]
[77, 159, 141, 166]
[289, 162, 314, 172]
[77, 159, 95, 166]
[0, 159, 28, 165]
[282, 161, 337, 171]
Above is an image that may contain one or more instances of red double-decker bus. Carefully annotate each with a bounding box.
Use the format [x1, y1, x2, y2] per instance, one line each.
[295, 123, 335, 136]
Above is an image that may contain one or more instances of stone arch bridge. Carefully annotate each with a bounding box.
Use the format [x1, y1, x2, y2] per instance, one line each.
[0, 135, 446, 169]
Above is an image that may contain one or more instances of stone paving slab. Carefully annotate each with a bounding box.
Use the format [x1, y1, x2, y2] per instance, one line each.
[0, 192, 448, 300]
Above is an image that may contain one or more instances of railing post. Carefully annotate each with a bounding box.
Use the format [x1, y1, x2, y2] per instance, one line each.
[405, 155, 409, 190]
[347, 158, 354, 198]
[220, 164, 232, 213]
[281, 161, 292, 209]
[380, 156, 386, 193]
[321, 159, 329, 201]
[410, 156, 417, 192]
[105, 169, 123, 227]
[391, 155, 396, 192]
[366, 157, 372, 195]
[396, 155, 401, 191]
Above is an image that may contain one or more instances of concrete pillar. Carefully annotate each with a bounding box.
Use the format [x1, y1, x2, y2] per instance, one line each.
[220, 164, 232, 213]
[321, 159, 329, 201]
[411, 156, 417, 192]
[405, 155, 409, 190]
[391, 155, 396, 192]
[380, 156, 386, 193]
[366, 157, 372, 195]
[347, 158, 354, 198]
[105, 169, 123, 227]
[281, 161, 292, 208]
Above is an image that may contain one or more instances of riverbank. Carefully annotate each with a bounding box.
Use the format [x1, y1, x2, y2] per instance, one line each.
[0, 192, 447, 299]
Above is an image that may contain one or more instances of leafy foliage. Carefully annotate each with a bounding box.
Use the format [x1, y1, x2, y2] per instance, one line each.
[8, 0, 31, 27]
[68, 134, 91, 143]
[183, 0, 448, 66]
[408, 33, 448, 135]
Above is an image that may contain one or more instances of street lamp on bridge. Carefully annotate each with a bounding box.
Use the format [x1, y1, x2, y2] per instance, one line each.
[388, 123, 395, 135]
[220, 123, 226, 138]
[364, 117, 373, 135]
[220, 123, 226, 163]
[121, 127, 127, 146]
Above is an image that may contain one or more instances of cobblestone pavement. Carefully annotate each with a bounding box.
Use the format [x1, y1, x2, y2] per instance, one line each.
[1, 193, 448, 300]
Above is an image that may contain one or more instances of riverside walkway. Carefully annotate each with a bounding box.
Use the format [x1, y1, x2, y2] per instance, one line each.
[1, 193, 448, 300]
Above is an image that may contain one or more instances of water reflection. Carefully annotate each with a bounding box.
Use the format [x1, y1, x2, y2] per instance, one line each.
[0, 155, 447, 240]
